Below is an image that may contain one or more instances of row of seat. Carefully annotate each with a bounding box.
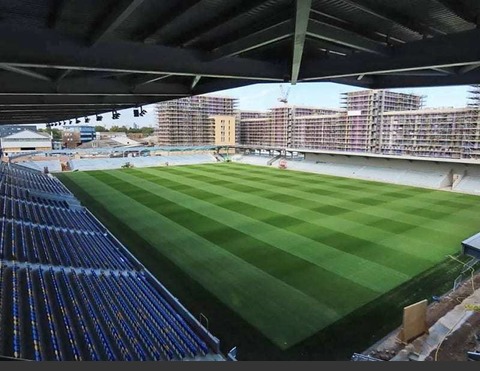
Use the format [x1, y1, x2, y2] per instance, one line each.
[0, 174, 66, 197]
[0, 183, 70, 209]
[0, 164, 70, 196]
[0, 265, 208, 360]
[1, 195, 104, 234]
[0, 162, 216, 361]
[2, 163, 67, 188]
[0, 218, 133, 270]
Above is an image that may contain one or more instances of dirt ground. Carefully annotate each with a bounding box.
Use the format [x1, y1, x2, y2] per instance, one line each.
[362, 272, 480, 362]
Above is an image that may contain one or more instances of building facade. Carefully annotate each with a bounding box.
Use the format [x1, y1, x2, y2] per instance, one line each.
[0, 125, 37, 138]
[63, 126, 96, 144]
[212, 115, 236, 146]
[156, 96, 237, 146]
[1, 130, 51, 157]
[154, 89, 480, 160]
[62, 131, 81, 149]
[381, 108, 480, 159]
[239, 106, 343, 148]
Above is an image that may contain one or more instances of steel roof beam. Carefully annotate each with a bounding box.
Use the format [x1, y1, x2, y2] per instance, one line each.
[302, 28, 480, 80]
[459, 63, 480, 74]
[430, 67, 456, 75]
[0, 64, 52, 82]
[306, 19, 389, 55]
[291, 0, 312, 84]
[132, 74, 172, 87]
[372, 69, 480, 89]
[0, 25, 284, 81]
[306, 37, 353, 56]
[193, 78, 268, 95]
[90, 0, 146, 46]
[142, 0, 205, 44]
[328, 76, 374, 88]
[190, 75, 202, 90]
[379, 70, 452, 76]
[436, 0, 479, 25]
[0, 73, 190, 96]
[341, 0, 446, 37]
[0, 95, 160, 105]
[181, 0, 288, 48]
[212, 20, 293, 59]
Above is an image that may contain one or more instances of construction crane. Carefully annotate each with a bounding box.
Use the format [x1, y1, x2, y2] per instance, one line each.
[278, 84, 290, 104]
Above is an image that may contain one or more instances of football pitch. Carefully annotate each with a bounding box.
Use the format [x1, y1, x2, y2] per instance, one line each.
[56, 163, 480, 358]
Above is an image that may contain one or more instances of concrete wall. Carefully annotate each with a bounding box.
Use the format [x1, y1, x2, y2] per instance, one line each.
[305, 153, 480, 177]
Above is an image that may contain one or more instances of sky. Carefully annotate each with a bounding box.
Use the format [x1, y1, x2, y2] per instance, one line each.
[38, 82, 473, 129]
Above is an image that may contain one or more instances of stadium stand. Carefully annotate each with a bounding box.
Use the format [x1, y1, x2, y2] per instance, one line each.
[0, 162, 224, 361]
[68, 154, 216, 171]
[18, 161, 62, 173]
[235, 155, 452, 190]
[453, 175, 480, 194]
[232, 155, 274, 167]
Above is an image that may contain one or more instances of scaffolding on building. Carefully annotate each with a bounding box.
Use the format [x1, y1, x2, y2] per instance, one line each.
[156, 89, 480, 161]
[155, 96, 238, 146]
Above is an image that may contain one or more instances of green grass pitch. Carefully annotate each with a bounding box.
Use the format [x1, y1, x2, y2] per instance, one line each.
[56, 163, 480, 359]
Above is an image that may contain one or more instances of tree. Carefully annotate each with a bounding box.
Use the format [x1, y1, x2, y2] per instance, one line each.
[39, 128, 62, 141]
[95, 125, 107, 132]
[141, 127, 154, 136]
[110, 125, 129, 132]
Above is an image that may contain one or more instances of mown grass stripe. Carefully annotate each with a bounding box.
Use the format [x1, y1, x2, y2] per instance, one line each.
[105, 168, 409, 292]
[67, 171, 338, 348]
[222, 163, 480, 207]
[168, 166, 469, 257]
[169, 166, 471, 231]
[135, 167, 436, 273]
[202, 165, 478, 218]
[192, 164, 479, 223]
[89, 171, 379, 315]
[216, 163, 477, 211]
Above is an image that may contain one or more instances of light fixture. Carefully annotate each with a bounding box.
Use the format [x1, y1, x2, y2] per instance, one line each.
[96, 114, 103, 122]
[133, 108, 139, 117]
[69, 120, 72, 125]
[75, 118, 81, 124]
[112, 109, 120, 120]
[85, 117, 90, 123]
[139, 106, 147, 116]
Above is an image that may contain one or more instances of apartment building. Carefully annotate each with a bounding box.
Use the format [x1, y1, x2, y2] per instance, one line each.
[156, 95, 237, 146]
[212, 115, 236, 146]
[156, 89, 480, 160]
[381, 108, 480, 159]
[239, 106, 343, 148]
[238, 111, 269, 146]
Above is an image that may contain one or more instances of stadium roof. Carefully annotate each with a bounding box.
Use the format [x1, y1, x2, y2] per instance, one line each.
[1, 0, 480, 124]
[462, 233, 480, 259]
